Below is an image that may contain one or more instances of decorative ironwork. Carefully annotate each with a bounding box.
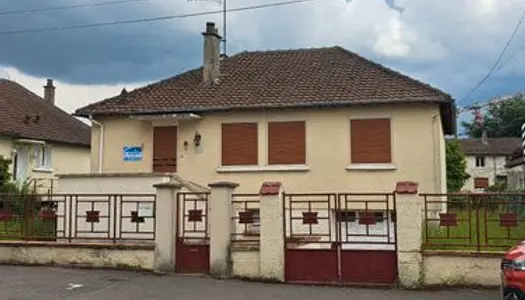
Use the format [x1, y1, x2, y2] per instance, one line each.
[85, 210, 100, 223]
[500, 213, 518, 227]
[358, 212, 376, 225]
[302, 212, 318, 224]
[130, 211, 145, 223]
[238, 211, 255, 224]
[439, 213, 457, 227]
[188, 209, 203, 222]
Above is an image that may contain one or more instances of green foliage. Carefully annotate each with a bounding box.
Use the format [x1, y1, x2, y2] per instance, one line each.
[461, 93, 525, 138]
[446, 139, 470, 192]
[0, 155, 12, 190]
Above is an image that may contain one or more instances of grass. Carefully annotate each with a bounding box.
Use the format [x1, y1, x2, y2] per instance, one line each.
[0, 217, 57, 241]
[423, 208, 525, 252]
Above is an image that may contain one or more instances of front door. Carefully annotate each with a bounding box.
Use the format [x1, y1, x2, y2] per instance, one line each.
[153, 126, 178, 173]
[15, 146, 29, 185]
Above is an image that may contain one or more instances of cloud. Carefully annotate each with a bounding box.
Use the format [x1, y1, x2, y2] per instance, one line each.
[0, 0, 525, 111]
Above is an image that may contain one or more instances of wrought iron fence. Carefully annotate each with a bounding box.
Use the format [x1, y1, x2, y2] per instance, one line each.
[231, 194, 260, 245]
[422, 192, 525, 252]
[0, 193, 156, 244]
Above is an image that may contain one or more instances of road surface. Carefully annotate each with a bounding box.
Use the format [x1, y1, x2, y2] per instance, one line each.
[0, 266, 499, 300]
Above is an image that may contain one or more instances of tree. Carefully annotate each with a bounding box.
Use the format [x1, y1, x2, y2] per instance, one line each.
[446, 139, 470, 192]
[462, 93, 525, 138]
[0, 155, 12, 190]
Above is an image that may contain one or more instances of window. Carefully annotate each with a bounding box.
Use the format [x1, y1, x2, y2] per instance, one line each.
[267, 121, 306, 165]
[350, 118, 391, 164]
[35, 144, 52, 169]
[221, 123, 258, 166]
[475, 156, 485, 167]
[474, 177, 489, 189]
[153, 126, 177, 172]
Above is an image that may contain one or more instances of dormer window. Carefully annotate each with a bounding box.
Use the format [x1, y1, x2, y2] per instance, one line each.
[475, 156, 485, 167]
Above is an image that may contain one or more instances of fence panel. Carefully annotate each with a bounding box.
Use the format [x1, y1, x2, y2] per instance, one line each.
[231, 194, 260, 246]
[0, 193, 156, 244]
[422, 192, 525, 252]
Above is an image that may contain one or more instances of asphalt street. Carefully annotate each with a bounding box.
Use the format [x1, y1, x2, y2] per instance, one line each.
[0, 266, 500, 300]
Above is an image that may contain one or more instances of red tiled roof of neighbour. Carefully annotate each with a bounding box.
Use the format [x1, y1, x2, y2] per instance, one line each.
[0, 79, 91, 147]
[458, 138, 520, 156]
[75, 46, 455, 133]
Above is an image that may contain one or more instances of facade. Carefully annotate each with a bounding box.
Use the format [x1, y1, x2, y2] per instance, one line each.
[0, 79, 91, 193]
[73, 22, 455, 195]
[458, 137, 520, 191]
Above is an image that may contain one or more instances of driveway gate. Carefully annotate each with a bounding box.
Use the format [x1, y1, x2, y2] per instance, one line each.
[175, 192, 210, 274]
[284, 192, 397, 285]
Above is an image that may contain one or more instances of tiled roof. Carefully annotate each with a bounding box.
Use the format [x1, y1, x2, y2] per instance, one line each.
[0, 79, 91, 147]
[75, 46, 455, 133]
[458, 137, 520, 156]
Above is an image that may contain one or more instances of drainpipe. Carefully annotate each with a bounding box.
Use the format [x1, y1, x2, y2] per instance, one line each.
[89, 115, 104, 173]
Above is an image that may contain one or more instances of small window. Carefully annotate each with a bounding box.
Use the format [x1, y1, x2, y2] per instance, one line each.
[246, 209, 260, 235]
[35, 145, 52, 169]
[474, 177, 489, 189]
[475, 156, 485, 167]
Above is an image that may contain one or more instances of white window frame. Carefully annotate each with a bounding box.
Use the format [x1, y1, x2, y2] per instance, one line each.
[475, 156, 485, 168]
[34, 144, 53, 171]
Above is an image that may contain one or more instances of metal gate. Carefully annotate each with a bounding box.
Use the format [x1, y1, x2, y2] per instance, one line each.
[284, 192, 397, 285]
[175, 192, 210, 274]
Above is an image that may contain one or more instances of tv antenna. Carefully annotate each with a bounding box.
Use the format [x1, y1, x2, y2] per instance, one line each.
[188, 0, 227, 56]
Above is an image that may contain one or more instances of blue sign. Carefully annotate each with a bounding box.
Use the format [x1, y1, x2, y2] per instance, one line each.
[123, 146, 143, 162]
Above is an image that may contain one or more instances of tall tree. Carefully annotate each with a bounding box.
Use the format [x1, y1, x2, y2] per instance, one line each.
[462, 93, 525, 138]
[446, 139, 470, 192]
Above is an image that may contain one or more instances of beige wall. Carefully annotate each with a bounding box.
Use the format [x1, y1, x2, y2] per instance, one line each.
[423, 252, 501, 287]
[0, 136, 90, 192]
[92, 104, 447, 194]
[231, 250, 261, 279]
[0, 243, 153, 270]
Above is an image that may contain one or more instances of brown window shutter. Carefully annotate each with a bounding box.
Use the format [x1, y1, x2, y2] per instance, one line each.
[153, 126, 177, 172]
[350, 118, 391, 164]
[474, 177, 489, 188]
[268, 121, 306, 165]
[221, 123, 258, 166]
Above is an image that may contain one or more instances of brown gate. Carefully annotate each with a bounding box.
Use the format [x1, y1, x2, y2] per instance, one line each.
[175, 192, 210, 274]
[284, 192, 397, 285]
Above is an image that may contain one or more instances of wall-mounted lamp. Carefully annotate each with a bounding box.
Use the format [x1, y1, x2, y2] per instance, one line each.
[183, 141, 189, 150]
[193, 132, 202, 147]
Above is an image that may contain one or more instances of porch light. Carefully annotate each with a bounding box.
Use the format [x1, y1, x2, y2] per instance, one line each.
[194, 132, 202, 147]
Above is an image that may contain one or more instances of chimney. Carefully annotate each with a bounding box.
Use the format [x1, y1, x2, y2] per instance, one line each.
[44, 79, 55, 105]
[202, 22, 222, 85]
[481, 129, 489, 145]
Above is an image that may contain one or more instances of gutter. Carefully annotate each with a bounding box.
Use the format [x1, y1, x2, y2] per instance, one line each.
[89, 115, 104, 173]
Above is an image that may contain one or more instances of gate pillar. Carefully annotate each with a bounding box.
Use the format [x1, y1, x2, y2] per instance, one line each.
[259, 181, 285, 282]
[395, 181, 423, 288]
[208, 181, 238, 278]
[153, 181, 182, 273]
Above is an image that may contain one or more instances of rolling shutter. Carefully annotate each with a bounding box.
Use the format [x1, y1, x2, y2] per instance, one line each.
[153, 126, 177, 172]
[474, 177, 489, 189]
[221, 123, 258, 166]
[350, 118, 391, 164]
[268, 121, 306, 165]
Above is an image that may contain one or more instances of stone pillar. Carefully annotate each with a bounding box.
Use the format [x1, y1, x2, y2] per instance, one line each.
[395, 181, 423, 288]
[259, 181, 285, 282]
[153, 181, 182, 273]
[208, 181, 238, 278]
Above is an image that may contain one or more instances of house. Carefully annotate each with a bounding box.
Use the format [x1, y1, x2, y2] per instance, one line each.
[72, 22, 455, 195]
[458, 137, 520, 191]
[504, 142, 525, 191]
[0, 78, 91, 193]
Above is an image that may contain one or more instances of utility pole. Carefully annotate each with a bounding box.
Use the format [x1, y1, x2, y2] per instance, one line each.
[189, 0, 227, 56]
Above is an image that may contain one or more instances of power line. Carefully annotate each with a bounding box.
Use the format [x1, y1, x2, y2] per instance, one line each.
[0, 0, 154, 16]
[458, 7, 525, 105]
[0, 0, 322, 36]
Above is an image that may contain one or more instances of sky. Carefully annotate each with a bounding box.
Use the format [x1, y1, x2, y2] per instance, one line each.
[1, 0, 525, 130]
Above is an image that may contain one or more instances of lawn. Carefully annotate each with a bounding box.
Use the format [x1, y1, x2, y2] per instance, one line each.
[0, 217, 57, 241]
[423, 208, 525, 252]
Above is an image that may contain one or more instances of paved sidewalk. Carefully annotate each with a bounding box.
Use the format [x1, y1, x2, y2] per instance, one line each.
[0, 266, 499, 300]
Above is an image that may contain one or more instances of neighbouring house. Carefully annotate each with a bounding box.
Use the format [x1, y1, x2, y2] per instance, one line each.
[504, 143, 525, 191]
[458, 137, 520, 191]
[0, 78, 91, 193]
[70, 21, 455, 195]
